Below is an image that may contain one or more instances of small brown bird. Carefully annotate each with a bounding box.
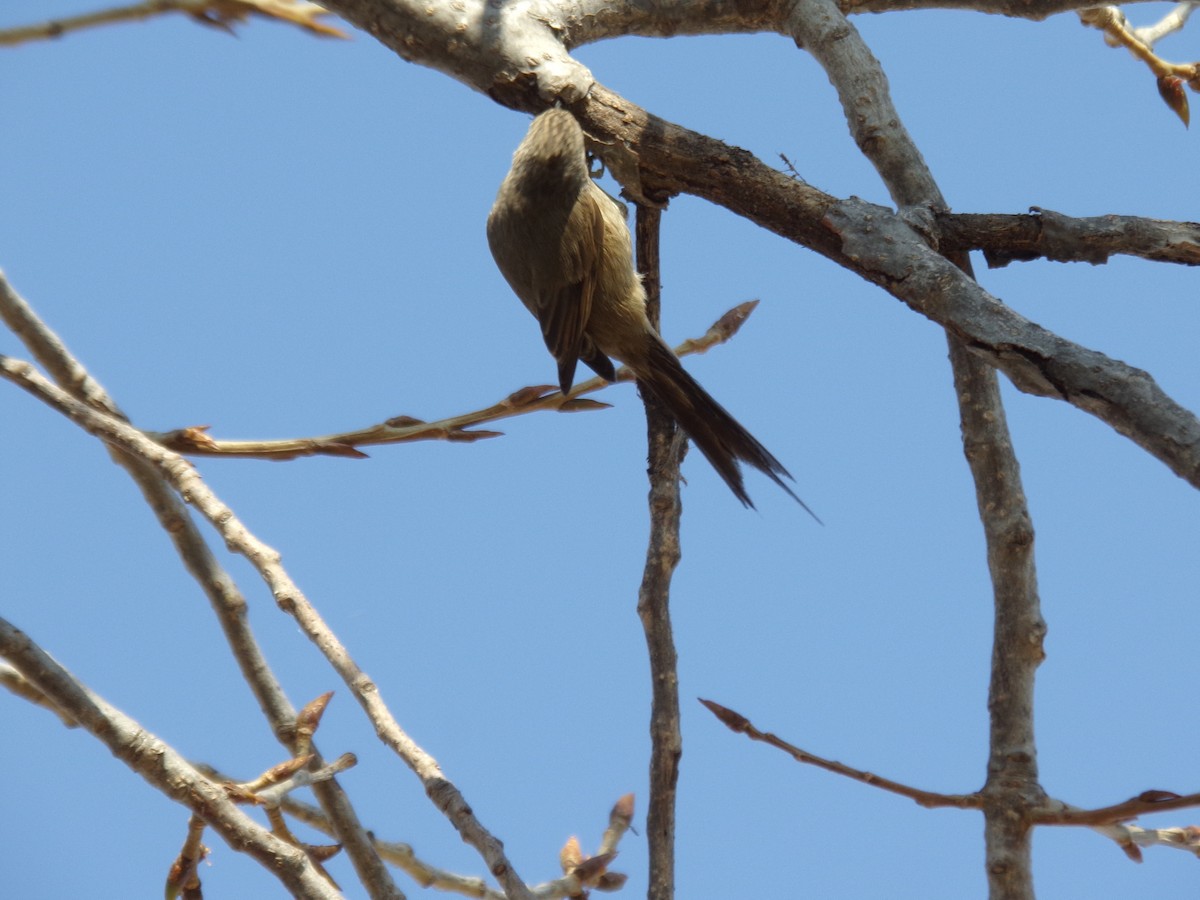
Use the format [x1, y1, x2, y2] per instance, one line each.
[487, 108, 813, 515]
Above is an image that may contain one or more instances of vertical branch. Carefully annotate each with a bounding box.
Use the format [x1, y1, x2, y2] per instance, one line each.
[948, 339, 1046, 898]
[634, 203, 683, 900]
[786, 3, 1045, 896]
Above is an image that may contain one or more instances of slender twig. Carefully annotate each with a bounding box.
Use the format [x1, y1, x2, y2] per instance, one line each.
[787, 3, 1045, 897]
[1132, 2, 1199, 47]
[148, 302, 764, 461]
[701, 700, 980, 810]
[633, 204, 685, 900]
[1079, 6, 1200, 79]
[202, 764, 634, 900]
[0, 352, 532, 900]
[0, 272, 399, 899]
[1091, 822, 1200, 862]
[0, 662, 79, 727]
[0, 617, 341, 900]
[166, 815, 210, 900]
[1040, 791, 1200, 826]
[0, 0, 344, 47]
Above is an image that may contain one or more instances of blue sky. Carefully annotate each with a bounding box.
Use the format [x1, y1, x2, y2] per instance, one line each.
[2, 2, 1199, 897]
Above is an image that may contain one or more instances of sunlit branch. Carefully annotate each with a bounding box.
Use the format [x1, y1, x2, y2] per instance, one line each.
[0, 351, 534, 900]
[148, 301, 765, 460]
[0, 616, 340, 899]
[701, 700, 981, 810]
[0, 0, 344, 47]
[0, 271, 398, 898]
[202, 763, 634, 900]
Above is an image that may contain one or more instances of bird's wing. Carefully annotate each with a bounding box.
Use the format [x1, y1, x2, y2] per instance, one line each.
[534, 187, 607, 394]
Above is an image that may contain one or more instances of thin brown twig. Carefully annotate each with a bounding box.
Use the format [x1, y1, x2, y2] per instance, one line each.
[0, 352, 532, 900]
[0, 0, 345, 47]
[1039, 790, 1200, 826]
[201, 763, 634, 900]
[0, 272, 400, 899]
[165, 814, 209, 900]
[701, 699, 981, 810]
[148, 301, 765, 461]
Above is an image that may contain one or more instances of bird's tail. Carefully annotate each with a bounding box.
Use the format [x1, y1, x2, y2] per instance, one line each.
[636, 336, 818, 519]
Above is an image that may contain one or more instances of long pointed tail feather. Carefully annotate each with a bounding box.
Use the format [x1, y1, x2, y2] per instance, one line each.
[636, 338, 819, 521]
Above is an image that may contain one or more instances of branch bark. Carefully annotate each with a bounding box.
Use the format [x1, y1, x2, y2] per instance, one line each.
[786, 1, 1045, 896]
[0, 349, 532, 900]
[0, 273, 402, 900]
[634, 203, 685, 900]
[0, 617, 342, 900]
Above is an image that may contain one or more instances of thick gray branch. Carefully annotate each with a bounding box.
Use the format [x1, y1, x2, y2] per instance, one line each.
[939, 209, 1200, 268]
[825, 198, 1200, 487]
[314, 0, 1126, 111]
[790, 0, 1046, 895]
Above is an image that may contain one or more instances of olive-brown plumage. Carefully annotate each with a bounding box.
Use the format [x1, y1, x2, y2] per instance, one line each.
[487, 109, 812, 514]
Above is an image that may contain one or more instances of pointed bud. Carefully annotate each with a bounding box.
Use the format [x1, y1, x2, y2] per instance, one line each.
[560, 836, 583, 872]
[1157, 75, 1190, 127]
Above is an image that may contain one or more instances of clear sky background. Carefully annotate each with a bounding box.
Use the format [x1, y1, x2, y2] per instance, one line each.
[2, 2, 1199, 897]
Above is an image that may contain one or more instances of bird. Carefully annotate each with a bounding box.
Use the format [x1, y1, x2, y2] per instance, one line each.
[486, 108, 814, 516]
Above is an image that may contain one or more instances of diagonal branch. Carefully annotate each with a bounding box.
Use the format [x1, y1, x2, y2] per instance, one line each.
[823, 198, 1200, 487]
[1132, 2, 1200, 47]
[147, 302, 765, 460]
[0, 272, 401, 899]
[577, 90, 1200, 493]
[0, 351, 533, 900]
[701, 699, 980, 810]
[0, 0, 345, 47]
[198, 769, 637, 900]
[0, 617, 341, 900]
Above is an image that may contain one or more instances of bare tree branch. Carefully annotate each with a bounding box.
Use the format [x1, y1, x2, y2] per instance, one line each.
[1132, 2, 1199, 46]
[1040, 791, 1200, 826]
[0, 349, 533, 900]
[200, 763, 634, 900]
[146, 302, 766, 460]
[310, 0, 1169, 96]
[0, 661, 79, 727]
[937, 209, 1200, 269]
[0, 616, 342, 900]
[0, 272, 401, 899]
[787, 2, 1045, 897]
[823, 197, 1200, 489]
[701, 700, 981, 809]
[1091, 822, 1200, 862]
[0, 0, 345, 46]
[634, 203, 685, 900]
